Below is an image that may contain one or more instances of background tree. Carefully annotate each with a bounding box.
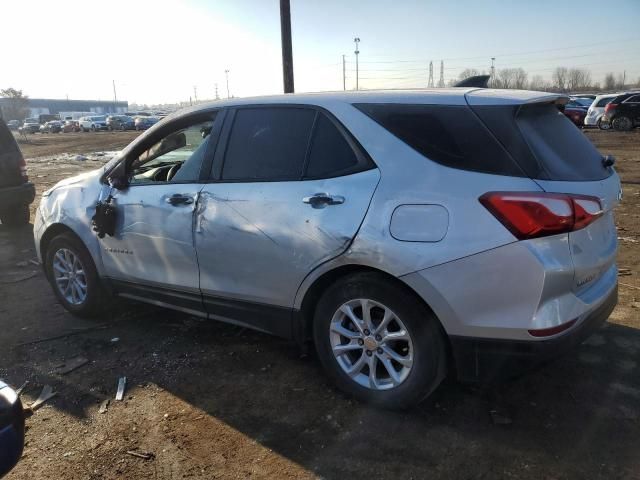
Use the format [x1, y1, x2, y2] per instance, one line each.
[0, 88, 29, 120]
[567, 68, 592, 91]
[512, 68, 528, 89]
[457, 68, 480, 82]
[552, 67, 568, 91]
[529, 75, 547, 91]
[604, 73, 616, 90]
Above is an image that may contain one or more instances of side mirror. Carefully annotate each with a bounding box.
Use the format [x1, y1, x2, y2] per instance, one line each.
[0, 382, 25, 477]
[107, 160, 129, 190]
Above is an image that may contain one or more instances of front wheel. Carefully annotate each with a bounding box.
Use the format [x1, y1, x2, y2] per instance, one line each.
[0, 205, 30, 226]
[313, 272, 447, 409]
[45, 233, 110, 317]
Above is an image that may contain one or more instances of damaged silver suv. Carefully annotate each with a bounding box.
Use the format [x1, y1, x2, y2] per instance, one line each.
[34, 90, 620, 408]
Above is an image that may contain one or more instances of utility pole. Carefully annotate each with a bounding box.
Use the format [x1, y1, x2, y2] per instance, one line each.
[279, 0, 295, 93]
[193, 86, 198, 103]
[428, 61, 434, 88]
[342, 54, 346, 91]
[112, 80, 117, 113]
[490, 57, 495, 87]
[437, 60, 445, 87]
[225, 69, 230, 98]
[215, 83, 219, 100]
[354, 37, 361, 90]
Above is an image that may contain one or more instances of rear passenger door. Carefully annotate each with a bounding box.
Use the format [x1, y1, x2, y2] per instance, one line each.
[195, 106, 380, 335]
[623, 95, 640, 124]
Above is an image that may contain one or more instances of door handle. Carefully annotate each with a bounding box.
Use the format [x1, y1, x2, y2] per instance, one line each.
[302, 193, 345, 208]
[166, 194, 194, 206]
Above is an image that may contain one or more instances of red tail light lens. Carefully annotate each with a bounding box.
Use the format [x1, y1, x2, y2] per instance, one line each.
[480, 192, 603, 240]
[604, 103, 617, 113]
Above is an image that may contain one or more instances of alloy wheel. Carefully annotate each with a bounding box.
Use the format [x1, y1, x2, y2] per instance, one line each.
[329, 298, 413, 390]
[52, 248, 88, 305]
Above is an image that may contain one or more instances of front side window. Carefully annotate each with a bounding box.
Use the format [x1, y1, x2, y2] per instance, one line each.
[129, 118, 215, 184]
[221, 107, 316, 181]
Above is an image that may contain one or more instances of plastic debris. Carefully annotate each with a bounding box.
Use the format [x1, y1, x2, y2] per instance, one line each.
[126, 451, 154, 460]
[30, 385, 57, 411]
[99, 399, 110, 414]
[54, 357, 89, 375]
[116, 377, 127, 401]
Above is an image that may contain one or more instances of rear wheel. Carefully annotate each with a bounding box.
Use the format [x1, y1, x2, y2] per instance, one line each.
[0, 205, 30, 226]
[313, 272, 447, 409]
[45, 233, 109, 317]
[612, 116, 633, 131]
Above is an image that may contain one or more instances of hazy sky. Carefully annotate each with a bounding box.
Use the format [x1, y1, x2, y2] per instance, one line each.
[3, 0, 639, 104]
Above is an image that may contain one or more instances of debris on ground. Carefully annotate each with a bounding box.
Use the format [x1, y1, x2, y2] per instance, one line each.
[28, 385, 57, 413]
[116, 377, 127, 401]
[0, 271, 37, 284]
[99, 399, 110, 414]
[15, 381, 29, 395]
[618, 268, 632, 276]
[126, 451, 154, 460]
[489, 409, 513, 425]
[15, 261, 29, 267]
[54, 357, 89, 375]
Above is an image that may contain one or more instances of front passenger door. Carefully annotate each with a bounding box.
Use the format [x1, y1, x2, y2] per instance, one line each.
[100, 113, 220, 313]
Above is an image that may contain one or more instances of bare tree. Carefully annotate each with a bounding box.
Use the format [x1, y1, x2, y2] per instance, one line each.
[458, 69, 480, 82]
[0, 88, 29, 121]
[604, 73, 616, 91]
[513, 68, 528, 89]
[615, 73, 626, 89]
[567, 68, 592, 92]
[529, 75, 547, 91]
[552, 67, 569, 91]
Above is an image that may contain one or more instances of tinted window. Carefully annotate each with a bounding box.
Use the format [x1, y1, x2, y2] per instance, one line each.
[305, 114, 359, 178]
[596, 97, 614, 107]
[354, 103, 523, 176]
[515, 103, 607, 181]
[222, 108, 315, 181]
[624, 95, 640, 103]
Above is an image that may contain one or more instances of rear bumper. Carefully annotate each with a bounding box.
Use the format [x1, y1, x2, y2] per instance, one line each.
[0, 183, 36, 208]
[450, 284, 617, 382]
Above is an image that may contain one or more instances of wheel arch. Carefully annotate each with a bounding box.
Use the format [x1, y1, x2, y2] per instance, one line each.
[295, 264, 451, 359]
[39, 223, 83, 262]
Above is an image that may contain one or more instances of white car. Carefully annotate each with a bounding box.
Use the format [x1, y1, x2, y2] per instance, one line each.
[584, 94, 618, 129]
[79, 115, 108, 132]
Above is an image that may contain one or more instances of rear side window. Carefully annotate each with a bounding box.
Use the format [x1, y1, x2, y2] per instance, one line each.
[515, 103, 607, 181]
[624, 95, 640, 103]
[354, 103, 523, 177]
[305, 114, 360, 178]
[596, 97, 614, 107]
[222, 108, 315, 181]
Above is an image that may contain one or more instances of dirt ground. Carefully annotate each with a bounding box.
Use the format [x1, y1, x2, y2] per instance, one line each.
[1, 130, 639, 480]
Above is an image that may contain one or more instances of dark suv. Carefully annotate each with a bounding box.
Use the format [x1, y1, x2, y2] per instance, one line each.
[603, 92, 640, 131]
[0, 119, 35, 226]
[107, 115, 135, 131]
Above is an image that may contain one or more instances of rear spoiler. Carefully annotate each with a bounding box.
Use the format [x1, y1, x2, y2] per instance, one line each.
[454, 75, 491, 88]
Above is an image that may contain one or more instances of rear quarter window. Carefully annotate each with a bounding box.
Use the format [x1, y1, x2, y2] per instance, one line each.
[354, 103, 524, 177]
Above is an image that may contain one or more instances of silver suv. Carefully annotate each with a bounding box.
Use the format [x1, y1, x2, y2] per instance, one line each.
[34, 89, 620, 408]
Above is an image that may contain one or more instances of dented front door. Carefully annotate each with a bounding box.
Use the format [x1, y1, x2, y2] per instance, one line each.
[195, 168, 380, 311]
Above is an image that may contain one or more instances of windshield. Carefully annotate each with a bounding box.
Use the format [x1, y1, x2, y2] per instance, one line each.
[92, 116, 106, 121]
[25, 118, 38, 123]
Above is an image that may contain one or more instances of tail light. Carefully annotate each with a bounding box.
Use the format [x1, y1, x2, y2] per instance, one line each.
[604, 103, 617, 113]
[479, 192, 603, 240]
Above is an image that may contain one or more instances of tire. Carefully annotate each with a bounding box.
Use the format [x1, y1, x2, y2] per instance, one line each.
[612, 116, 633, 132]
[45, 233, 109, 317]
[91, 125, 96, 132]
[0, 205, 30, 227]
[313, 272, 447, 409]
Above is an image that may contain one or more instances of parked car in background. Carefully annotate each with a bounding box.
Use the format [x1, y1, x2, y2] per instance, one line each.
[107, 115, 135, 131]
[585, 94, 618, 130]
[7, 120, 20, 131]
[0, 118, 35, 226]
[79, 115, 108, 132]
[602, 92, 640, 131]
[35, 90, 620, 408]
[134, 116, 160, 130]
[562, 101, 588, 127]
[62, 120, 81, 133]
[40, 120, 62, 133]
[20, 118, 41, 134]
[569, 97, 595, 108]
